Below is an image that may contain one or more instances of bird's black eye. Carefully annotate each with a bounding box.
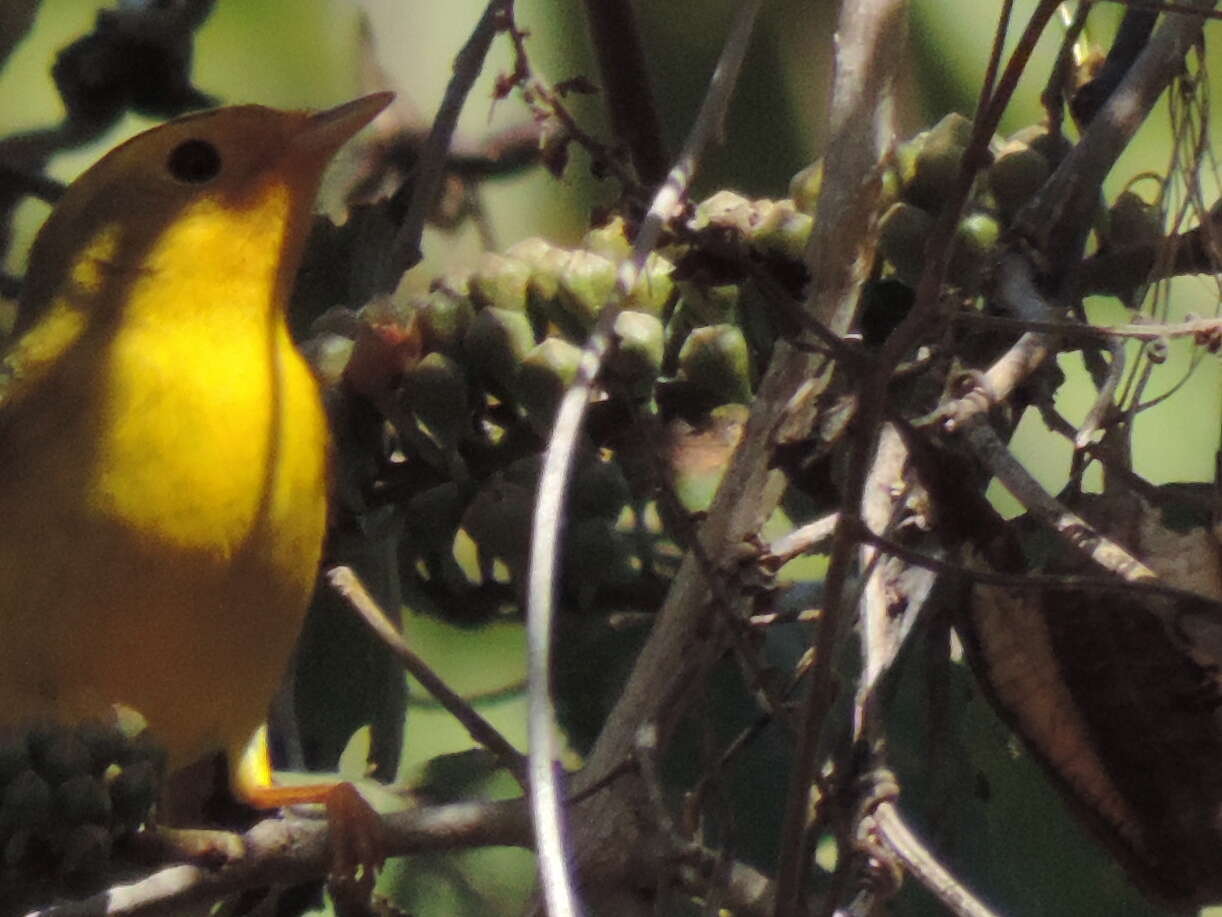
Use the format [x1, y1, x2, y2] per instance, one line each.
[166, 138, 222, 184]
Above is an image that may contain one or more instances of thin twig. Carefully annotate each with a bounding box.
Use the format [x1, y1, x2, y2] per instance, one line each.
[852, 521, 1222, 610]
[763, 513, 840, 566]
[953, 311, 1222, 343]
[501, 18, 644, 195]
[0, 164, 64, 204]
[1074, 336, 1125, 448]
[940, 256, 1059, 432]
[957, 418, 1161, 583]
[385, 0, 511, 290]
[772, 1, 909, 912]
[870, 801, 1000, 917]
[527, 5, 766, 915]
[326, 566, 529, 788]
[673, 844, 782, 917]
[853, 429, 940, 739]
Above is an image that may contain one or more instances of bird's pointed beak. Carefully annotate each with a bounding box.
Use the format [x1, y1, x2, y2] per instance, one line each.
[293, 92, 395, 160]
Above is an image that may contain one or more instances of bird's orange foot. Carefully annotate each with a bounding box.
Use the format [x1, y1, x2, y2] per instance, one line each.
[233, 726, 387, 900]
[325, 782, 387, 906]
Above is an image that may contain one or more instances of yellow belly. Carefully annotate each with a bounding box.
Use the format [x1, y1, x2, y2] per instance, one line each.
[0, 314, 328, 770]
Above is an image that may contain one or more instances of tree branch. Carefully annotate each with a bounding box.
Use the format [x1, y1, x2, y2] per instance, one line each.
[28, 799, 529, 917]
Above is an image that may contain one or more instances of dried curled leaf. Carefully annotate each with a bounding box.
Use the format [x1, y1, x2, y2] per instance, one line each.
[963, 488, 1222, 908]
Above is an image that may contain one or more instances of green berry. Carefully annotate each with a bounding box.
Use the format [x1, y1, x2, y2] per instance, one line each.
[678, 324, 753, 404]
[469, 252, 532, 313]
[583, 216, 633, 261]
[516, 337, 583, 434]
[55, 774, 112, 827]
[58, 823, 112, 879]
[0, 770, 52, 831]
[625, 253, 676, 319]
[950, 211, 1001, 291]
[900, 112, 975, 212]
[31, 728, 91, 785]
[607, 310, 664, 393]
[557, 251, 617, 334]
[419, 286, 476, 357]
[747, 199, 813, 262]
[464, 307, 536, 395]
[107, 760, 159, 830]
[878, 201, 934, 286]
[1109, 190, 1162, 246]
[572, 457, 632, 522]
[405, 351, 469, 448]
[789, 159, 823, 214]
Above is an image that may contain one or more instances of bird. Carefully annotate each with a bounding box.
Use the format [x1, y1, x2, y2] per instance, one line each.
[0, 91, 394, 813]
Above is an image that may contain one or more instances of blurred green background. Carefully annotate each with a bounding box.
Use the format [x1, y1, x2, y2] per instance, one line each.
[1, 2, 1219, 914]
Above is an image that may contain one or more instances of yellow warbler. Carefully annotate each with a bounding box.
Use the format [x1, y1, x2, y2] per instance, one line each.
[0, 92, 393, 806]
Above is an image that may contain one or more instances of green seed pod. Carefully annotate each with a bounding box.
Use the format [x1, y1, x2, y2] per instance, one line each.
[949, 211, 1001, 291]
[0, 770, 52, 831]
[504, 236, 559, 270]
[0, 730, 30, 787]
[464, 307, 536, 395]
[468, 252, 532, 313]
[406, 482, 466, 554]
[31, 728, 91, 785]
[1103, 191, 1163, 303]
[405, 351, 469, 448]
[789, 159, 823, 214]
[55, 774, 112, 827]
[511, 239, 571, 330]
[461, 477, 535, 577]
[583, 215, 633, 261]
[557, 250, 617, 335]
[747, 198, 814, 262]
[1005, 124, 1071, 166]
[121, 729, 167, 777]
[107, 760, 159, 831]
[901, 112, 975, 212]
[677, 323, 753, 404]
[516, 337, 583, 434]
[879, 164, 902, 210]
[878, 201, 935, 286]
[58, 823, 112, 879]
[418, 286, 476, 357]
[76, 722, 129, 777]
[572, 457, 632, 522]
[564, 516, 638, 610]
[736, 279, 779, 358]
[1109, 190, 1162, 246]
[676, 281, 739, 326]
[303, 331, 356, 388]
[691, 189, 754, 232]
[607, 310, 664, 393]
[625, 252, 676, 319]
[988, 140, 1050, 220]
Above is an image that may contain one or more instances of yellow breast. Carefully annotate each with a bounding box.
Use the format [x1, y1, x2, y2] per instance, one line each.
[0, 214, 328, 770]
[0, 94, 390, 774]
